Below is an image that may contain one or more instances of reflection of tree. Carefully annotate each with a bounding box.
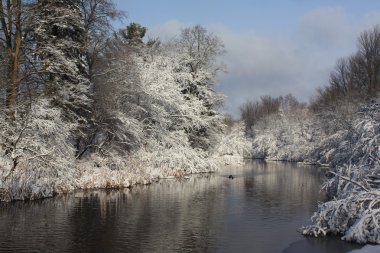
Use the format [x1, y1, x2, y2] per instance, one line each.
[110, 175, 227, 252]
[67, 175, 227, 252]
[0, 197, 75, 252]
[241, 161, 326, 219]
[69, 191, 121, 252]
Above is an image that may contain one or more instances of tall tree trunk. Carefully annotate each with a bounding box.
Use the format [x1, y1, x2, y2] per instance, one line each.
[5, 0, 22, 122]
[1, 0, 22, 122]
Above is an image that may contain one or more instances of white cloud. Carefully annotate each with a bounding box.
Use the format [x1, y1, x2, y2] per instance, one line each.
[146, 20, 186, 41]
[147, 8, 380, 116]
[297, 7, 352, 49]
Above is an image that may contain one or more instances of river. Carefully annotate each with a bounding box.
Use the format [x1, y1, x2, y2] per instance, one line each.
[0, 160, 362, 252]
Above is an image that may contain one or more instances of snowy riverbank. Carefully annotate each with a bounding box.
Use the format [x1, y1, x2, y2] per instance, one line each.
[300, 100, 380, 244]
[245, 98, 380, 244]
[0, 122, 250, 202]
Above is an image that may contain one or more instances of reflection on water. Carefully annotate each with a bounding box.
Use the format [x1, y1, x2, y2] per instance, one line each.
[0, 160, 362, 253]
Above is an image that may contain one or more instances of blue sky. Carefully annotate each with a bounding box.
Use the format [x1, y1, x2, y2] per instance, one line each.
[114, 0, 380, 116]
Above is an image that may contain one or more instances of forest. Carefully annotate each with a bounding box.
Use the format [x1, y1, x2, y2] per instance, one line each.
[0, 0, 249, 202]
[0, 0, 380, 246]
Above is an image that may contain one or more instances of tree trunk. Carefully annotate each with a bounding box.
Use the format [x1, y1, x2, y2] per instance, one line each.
[1, 0, 22, 122]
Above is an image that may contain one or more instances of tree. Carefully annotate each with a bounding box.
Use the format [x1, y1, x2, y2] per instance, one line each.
[0, 0, 24, 121]
[240, 96, 282, 133]
[329, 58, 350, 95]
[79, 0, 125, 76]
[126, 22, 146, 47]
[176, 25, 225, 107]
[89, 23, 147, 155]
[178, 25, 225, 75]
[357, 25, 380, 93]
[35, 0, 90, 114]
[34, 0, 92, 156]
[175, 25, 226, 150]
[0, 0, 96, 200]
[311, 25, 380, 112]
[302, 99, 380, 244]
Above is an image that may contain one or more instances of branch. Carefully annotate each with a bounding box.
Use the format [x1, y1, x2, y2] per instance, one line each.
[328, 171, 370, 192]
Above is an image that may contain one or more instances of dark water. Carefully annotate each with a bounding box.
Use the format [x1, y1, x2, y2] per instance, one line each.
[0, 160, 362, 253]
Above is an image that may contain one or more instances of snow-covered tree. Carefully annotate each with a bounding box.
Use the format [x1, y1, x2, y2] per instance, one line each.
[0, 0, 93, 201]
[0, 0, 23, 121]
[0, 99, 77, 201]
[212, 121, 251, 165]
[88, 23, 230, 174]
[34, 0, 91, 123]
[0, 16, 237, 201]
[33, 0, 93, 159]
[173, 25, 226, 151]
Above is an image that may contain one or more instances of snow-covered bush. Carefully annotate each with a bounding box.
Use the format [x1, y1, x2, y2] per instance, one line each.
[315, 129, 353, 166]
[249, 106, 319, 162]
[212, 122, 252, 165]
[134, 136, 215, 177]
[247, 99, 365, 166]
[302, 99, 380, 244]
[76, 152, 153, 189]
[0, 99, 77, 201]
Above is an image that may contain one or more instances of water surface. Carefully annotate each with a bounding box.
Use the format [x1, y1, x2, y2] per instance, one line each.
[0, 160, 362, 252]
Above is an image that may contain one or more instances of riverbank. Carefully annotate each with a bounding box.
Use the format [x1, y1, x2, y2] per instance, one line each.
[243, 97, 380, 244]
[247, 99, 380, 244]
[0, 123, 250, 202]
[0, 154, 243, 202]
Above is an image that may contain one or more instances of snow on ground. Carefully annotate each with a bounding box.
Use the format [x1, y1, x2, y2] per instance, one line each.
[301, 99, 380, 244]
[347, 245, 380, 253]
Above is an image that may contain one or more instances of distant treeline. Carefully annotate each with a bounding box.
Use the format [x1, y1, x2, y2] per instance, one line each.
[241, 25, 380, 133]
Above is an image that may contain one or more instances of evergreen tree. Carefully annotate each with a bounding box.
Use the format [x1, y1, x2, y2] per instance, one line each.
[35, 0, 92, 123]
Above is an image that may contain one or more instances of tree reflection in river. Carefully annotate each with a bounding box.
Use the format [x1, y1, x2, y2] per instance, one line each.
[0, 160, 361, 253]
[68, 172, 227, 252]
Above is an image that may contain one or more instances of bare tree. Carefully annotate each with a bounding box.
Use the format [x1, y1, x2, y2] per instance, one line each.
[79, 0, 125, 77]
[178, 24, 225, 75]
[312, 25, 380, 112]
[329, 58, 349, 95]
[240, 96, 282, 133]
[357, 24, 380, 92]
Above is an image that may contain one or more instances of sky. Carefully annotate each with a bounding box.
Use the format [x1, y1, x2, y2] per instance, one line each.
[114, 0, 380, 116]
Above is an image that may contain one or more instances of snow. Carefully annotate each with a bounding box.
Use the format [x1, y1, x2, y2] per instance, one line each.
[301, 99, 380, 244]
[1, 3, 379, 246]
[212, 122, 251, 165]
[0, 22, 248, 202]
[243, 95, 380, 244]
[347, 245, 380, 253]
